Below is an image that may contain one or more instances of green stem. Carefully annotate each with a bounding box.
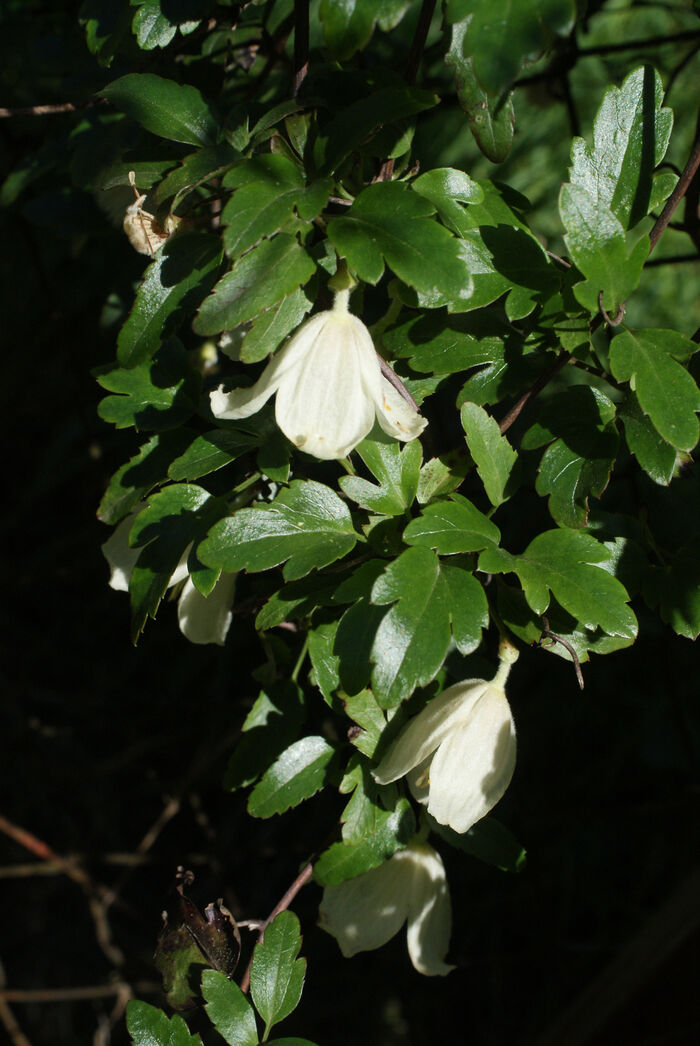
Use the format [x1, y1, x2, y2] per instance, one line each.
[291, 636, 309, 684]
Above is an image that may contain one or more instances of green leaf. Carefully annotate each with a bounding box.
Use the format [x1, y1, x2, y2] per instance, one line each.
[224, 683, 306, 792]
[118, 233, 222, 367]
[609, 329, 700, 452]
[132, 1, 177, 50]
[250, 911, 306, 1029]
[339, 437, 421, 515]
[126, 1000, 202, 1046]
[241, 287, 314, 364]
[618, 392, 676, 486]
[154, 144, 240, 205]
[382, 308, 510, 376]
[446, 0, 575, 95]
[319, 0, 384, 59]
[559, 184, 648, 314]
[255, 576, 339, 632]
[650, 541, 700, 640]
[194, 235, 315, 335]
[417, 452, 471, 504]
[445, 21, 515, 162]
[199, 480, 358, 581]
[167, 428, 259, 481]
[101, 73, 218, 146]
[327, 182, 471, 302]
[523, 386, 619, 528]
[222, 156, 330, 257]
[370, 548, 489, 706]
[80, 1, 131, 67]
[315, 86, 438, 175]
[479, 530, 637, 637]
[314, 764, 415, 885]
[308, 620, 340, 704]
[412, 166, 484, 218]
[343, 690, 387, 758]
[247, 736, 337, 818]
[461, 402, 516, 507]
[202, 970, 258, 1046]
[403, 493, 500, 554]
[96, 338, 201, 432]
[98, 430, 193, 525]
[128, 483, 227, 641]
[569, 66, 673, 230]
[428, 815, 526, 872]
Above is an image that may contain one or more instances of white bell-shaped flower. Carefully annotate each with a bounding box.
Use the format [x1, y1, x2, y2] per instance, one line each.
[373, 642, 519, 834]
[318, 840, 454, 976]
[210, 289, 427, 460]
[102, 512, 236, 646]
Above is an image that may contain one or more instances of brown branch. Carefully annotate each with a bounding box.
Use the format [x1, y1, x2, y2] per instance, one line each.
[377, 354, 420, 410]
[644, 252, 700, 266]
[498, 350, 571, 435]
[239, 862, 314, 994]
[292, 0, 310, 97]
[578, 28, 700, 57]
[540, 618, 585, 690]
[0, 982, 160, 1004]
[649, 118, 700, 253]
[0, 100, 103, 118]
[597, 292, 626, 326]
[0, 998, 33, 1046]
[406, 0, 438, 85]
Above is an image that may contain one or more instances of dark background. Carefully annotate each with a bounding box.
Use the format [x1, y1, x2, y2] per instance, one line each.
[2, 3, 699, 1044]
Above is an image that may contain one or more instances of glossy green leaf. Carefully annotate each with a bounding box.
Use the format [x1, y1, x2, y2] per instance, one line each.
[416, 453, 470, 504]
[343, 690, 387, 758]
[523, 386, 619, 528]
[446, 0, 575, 95]
[461, 402, 516, 507]
[132, 1, 177, 50]
[569, 66, 673, 230]
[199, 480, 358, 580]
[167, 428, 258, 481]
[255, 576, 339, 632]
[327, 182, 471, 301]
[248, 737, 337, 818]
[202, 970, 258, 1046]
[315, 86, 437, 175]
[80, 1, 131, 66]
[314, 764, 415, 885]
[101, 73, 218, 146]
[222, 156, 330, 257]
[250, 912, 306, 1028]
[98, 430, 193, 525]
[339, 437, 421, 515]
[412, 166, 484, 221]
[241, 287, 314, 364]
[559, 184, 648, 314]
[96, 338, 200, 432]
[618, 392, 676, 486]
[479, 530, 637, 637]
[224, 683, 306, 792]
[445, 21, 515, 162]
[320, 0, 385, 59]
[128, 483, 227, 641]
[308, 620, 340, 704]
[117, 233, 222, 367]
[126, 1000, 202, 1046]
[154, 144, 240, 205]
[370, 548, 489, 706]
[609, 329, 700, 451]
[194, 235, 315, 335]
[383, 308, 510, 376]
[428, 815, 526, 872]
[403, 493, 500, 554]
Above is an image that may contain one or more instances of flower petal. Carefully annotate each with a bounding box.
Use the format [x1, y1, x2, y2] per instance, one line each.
[275, 312, 377, 459]
[102, 515, 139, 592]
[177, 572, 236, 645]
[210, 312, 329, 421]
[373, 679, 490, 785]
[405, 843, 455, 976]
[372, 376, 428, 442]
[318, 854, 411, 957]
[427, 684, 516, 834]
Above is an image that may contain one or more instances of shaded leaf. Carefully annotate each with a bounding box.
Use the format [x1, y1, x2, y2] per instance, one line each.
[202, 970, 258, 1046]
[101, 73, 218, 146]
[445, 21, 515, 162]
[618, 392, 676, 486]
[96, 338, 201, 432]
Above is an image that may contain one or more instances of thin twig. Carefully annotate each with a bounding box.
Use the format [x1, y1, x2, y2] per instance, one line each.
[649, 119, 700, 253]
[292, 0, 310, 97]
[239, 863, 314, 994]
[0, 100, 103, 118]
[376, 355, 420, 410]
[0, 983, 160, 1004]
[0, 998, 33, 1046]
[405, 0, 438, 85]
[540, 617, 585, 690]
[597, 292, 626, 326]
[498, 351, 570, 435]
[644, 252, 700, 266]
[578, 28, 700, 57]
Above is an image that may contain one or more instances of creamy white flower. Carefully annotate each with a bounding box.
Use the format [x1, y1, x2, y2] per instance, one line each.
[209, 289, 427, 460]
[318, 840, 454, 976]
[373, 642, 519, 834]
[102, 512, 236, 646]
